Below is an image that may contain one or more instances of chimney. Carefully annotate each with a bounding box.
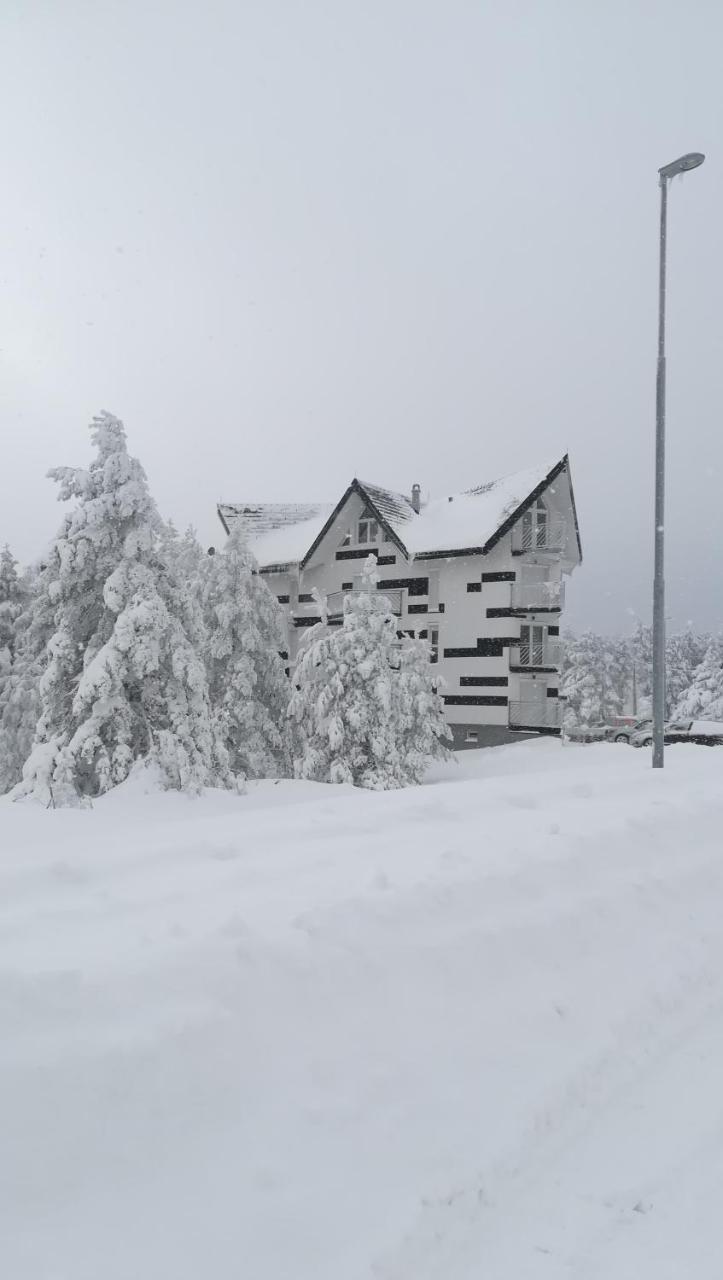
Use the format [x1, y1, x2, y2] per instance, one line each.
[411, 483, 421, 514]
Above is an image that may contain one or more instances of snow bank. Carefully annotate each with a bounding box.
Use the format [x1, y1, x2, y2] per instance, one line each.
[2, 740, 723, 1278]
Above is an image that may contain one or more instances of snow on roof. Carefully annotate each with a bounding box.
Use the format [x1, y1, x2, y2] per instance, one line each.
[356, 481, 416, 535]
[218, 458, 565, 567]
[404, 459, 561, 556]
[217, 502, 335, 568]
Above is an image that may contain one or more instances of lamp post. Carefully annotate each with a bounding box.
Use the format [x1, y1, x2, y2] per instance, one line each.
[652, 151, 705, 769]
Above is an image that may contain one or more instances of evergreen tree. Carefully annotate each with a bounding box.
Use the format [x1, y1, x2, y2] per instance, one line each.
[665, 629, 709, 718]
[630, 620, 653, 716]
[289, 557, 451, 788]
[18, 412, 231, 803]
[0, 566, 53, 794]
[672, 635, 723, 721]
[202, 525, 291, 779]
[561, 630, 622, 726]
[0, 544, 26, 659]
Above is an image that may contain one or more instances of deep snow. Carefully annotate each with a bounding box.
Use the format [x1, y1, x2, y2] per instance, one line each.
[2, 740, 723, 1278]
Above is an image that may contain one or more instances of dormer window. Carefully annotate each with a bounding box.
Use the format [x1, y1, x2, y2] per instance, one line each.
[357, 507, 379, 545]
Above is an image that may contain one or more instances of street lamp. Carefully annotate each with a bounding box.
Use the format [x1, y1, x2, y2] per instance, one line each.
[652, 151, 705, 769]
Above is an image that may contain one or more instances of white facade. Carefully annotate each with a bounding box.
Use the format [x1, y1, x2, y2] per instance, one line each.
[218, 457, 581, 747]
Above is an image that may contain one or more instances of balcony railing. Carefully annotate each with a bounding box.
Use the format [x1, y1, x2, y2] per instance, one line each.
[511, 518, 567, 554]
[509, 639, 561, 668]
[509, 700, 561, 730]
[510, 579, 565, 611]
[326, 587, 403, 618]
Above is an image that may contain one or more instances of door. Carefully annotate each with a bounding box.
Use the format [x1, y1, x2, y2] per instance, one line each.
[519, 624, 545, 666]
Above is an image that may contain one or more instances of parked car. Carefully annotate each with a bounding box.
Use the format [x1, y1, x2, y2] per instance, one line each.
[606, 718, 651, 744]
[630, 719, 723, 748]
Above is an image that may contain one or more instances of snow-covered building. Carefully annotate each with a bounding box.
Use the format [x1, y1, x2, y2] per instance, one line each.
[217, 456, 582, 747]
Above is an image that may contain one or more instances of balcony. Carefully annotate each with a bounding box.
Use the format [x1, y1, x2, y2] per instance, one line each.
[510, 579, 565, 611]
[511, 518, 566, 555]
[509, 639, 561, 669]
[509, 700, 561, 730]
[326, 587, 403, 619]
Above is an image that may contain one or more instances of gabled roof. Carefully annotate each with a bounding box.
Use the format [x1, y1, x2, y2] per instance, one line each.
[217, 455, 581, 570]
[300, 479, 415, 568]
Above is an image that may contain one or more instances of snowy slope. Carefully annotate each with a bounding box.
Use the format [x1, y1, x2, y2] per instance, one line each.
[2, 742, 723, 1278]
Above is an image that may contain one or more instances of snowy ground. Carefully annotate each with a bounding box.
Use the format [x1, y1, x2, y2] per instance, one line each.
[2, 740, 723, 1279]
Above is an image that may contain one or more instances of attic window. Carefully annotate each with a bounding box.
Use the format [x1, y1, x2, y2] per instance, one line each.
[357, 508, 379, 545]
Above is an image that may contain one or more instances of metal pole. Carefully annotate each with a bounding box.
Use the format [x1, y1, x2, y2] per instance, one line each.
[652, 176, 668, 768]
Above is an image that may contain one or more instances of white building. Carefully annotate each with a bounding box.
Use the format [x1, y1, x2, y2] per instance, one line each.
[217, 455, 582, 748]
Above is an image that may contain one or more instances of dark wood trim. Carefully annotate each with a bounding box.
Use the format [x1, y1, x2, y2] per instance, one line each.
[444, 636, 520, 658]
[378, 577, 428, 595]
[336, 548, 378, 561]
[510, 665, 558, 674]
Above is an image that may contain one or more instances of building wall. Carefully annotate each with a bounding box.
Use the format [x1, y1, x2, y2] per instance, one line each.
[261, 485, 570, 739]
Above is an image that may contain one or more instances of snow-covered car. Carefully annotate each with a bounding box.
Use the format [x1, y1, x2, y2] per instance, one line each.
[605, 718, 651, 744]
[630, 720, 723, 748]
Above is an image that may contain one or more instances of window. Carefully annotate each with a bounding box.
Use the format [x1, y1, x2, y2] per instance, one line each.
[429, 626, 440, 665]
[521, 497, 548, 550]
[357, 506, 379, 545]
[465, 730, 479, 744]
[519, 623, 545, 665]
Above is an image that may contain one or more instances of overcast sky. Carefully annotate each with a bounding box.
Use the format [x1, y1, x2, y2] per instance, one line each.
[1, 0, 721, 633]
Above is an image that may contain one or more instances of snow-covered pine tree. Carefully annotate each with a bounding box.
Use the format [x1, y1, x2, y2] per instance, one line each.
[18, 412, 232, 803]
[202, 524, 291, 779]
[672, 635, 723, 721]
[561, 631, 621, 725]
[665, 629, 709, 718]
[0, 544, 26, 661]
[289, 556, 451, 788]
[0, 563, 53, 794]
[630, 620, 653, 716]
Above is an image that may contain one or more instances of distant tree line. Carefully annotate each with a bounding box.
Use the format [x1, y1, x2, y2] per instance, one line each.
[560, 624, 723, 727]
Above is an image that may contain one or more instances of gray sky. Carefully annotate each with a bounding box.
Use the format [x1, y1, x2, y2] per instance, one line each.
[2, 0, 721, 633]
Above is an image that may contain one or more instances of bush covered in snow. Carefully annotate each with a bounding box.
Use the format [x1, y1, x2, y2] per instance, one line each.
[289, 557, 451, 789]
